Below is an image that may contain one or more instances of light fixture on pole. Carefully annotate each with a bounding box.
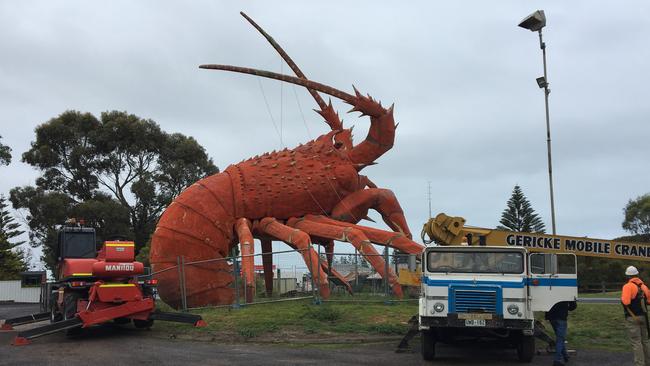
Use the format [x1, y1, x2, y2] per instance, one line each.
[518, 9, 557, 235]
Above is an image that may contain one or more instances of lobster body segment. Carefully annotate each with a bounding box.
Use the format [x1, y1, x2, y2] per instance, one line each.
[150, 13, 425, 308]
[226, 131, 361, 220]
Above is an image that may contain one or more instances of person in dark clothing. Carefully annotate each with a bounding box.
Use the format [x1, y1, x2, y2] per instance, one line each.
[545, 301, 577, 366]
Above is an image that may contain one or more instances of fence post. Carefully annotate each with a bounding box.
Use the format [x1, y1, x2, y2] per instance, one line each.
[243, 270, 248, 305]
[309, 243, 320, 305]
[354, 249, 359, 291]
[327, 244, 333, 293]
[176, 256, 188, 312]
[176, 257, 183, 311]
[394, 251, 399, 274]
[308, 247, 317, 304]
[384, 247, 389, 296]
[232, 248, 240, 309]
[182, 256, 188, 311]
[317, 245, 322, 304]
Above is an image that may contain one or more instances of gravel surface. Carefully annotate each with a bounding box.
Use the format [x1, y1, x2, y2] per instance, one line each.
[0, 303, 632, 366]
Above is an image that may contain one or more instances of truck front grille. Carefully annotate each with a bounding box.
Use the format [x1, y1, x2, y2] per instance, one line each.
[453, 289, 498, 313]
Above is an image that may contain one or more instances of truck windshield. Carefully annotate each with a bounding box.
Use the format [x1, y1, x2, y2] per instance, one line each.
[427, 251, 524, 274]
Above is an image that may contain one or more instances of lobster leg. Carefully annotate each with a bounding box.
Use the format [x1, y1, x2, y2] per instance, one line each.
[261, 238, 274, 296]
[303, 215, 424, 255]
[330, 188, 413, 239]
[256, 218, 331, 298]
[287, 217, 403, 298]
[314, 244, 354, 295]
[323, 240, 335, 274]
[235, 218, 255, 303]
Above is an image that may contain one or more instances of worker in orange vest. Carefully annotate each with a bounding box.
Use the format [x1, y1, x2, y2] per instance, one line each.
[621, 265, 650, 366]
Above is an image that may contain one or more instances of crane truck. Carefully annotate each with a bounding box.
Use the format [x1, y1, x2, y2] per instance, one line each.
[416, 213, 650, 362]
[1, 220, 206, 345]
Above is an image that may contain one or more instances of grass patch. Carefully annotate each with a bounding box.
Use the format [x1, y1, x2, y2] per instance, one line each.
[579, 291, 621, 298]
[155, 296, 417, 340]
[155, 293, 629, 352]
[532, 293, 626, 352]
[566, 301, 628, 352]
[238, 327, 258, 339]
[301, 305, 342, 322]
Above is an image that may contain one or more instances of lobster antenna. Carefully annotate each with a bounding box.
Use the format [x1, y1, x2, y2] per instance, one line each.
[200, 64, 356, 105]
[240, 11, 344, 131]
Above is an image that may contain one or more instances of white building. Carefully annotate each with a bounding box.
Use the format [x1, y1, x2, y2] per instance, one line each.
[0, 272, 45, 303]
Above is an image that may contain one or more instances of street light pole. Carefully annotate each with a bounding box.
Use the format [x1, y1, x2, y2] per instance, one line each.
[519, 10, 557, 235]
[538, 30, 557, 235]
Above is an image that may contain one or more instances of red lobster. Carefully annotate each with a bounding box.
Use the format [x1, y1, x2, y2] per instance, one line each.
[150, 13, 424, 308]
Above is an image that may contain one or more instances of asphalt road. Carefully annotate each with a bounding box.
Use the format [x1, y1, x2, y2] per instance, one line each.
[0, 303, 631, 366]
[0, 303, 42, 320]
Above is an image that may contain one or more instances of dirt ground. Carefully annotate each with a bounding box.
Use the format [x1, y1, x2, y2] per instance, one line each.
[0, 303, 632, 366]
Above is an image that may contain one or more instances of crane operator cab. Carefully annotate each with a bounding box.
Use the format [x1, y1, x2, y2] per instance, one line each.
[53, 220, 99, 281]
[419, 246, 577, 362]
[56, 226, 97, 260]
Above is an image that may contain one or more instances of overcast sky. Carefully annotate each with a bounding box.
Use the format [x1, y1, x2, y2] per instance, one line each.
[1, 1, 649, 270]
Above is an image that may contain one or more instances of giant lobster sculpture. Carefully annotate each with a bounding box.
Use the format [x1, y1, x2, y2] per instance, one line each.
[150, 13, 425, 308]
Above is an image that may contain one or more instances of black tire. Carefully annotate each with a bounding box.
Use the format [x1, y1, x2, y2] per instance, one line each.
[63, 292, 81, 320]
[50, 293, 62, 323]
[63, 292, 83, 336]
[113, 317, 131, 325]
[421, 329, 436, 361]
[517, 335, 535, 363]
[134, 319, 154, 329]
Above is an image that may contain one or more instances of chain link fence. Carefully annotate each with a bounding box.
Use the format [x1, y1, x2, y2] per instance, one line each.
[147, 246, 421, 311]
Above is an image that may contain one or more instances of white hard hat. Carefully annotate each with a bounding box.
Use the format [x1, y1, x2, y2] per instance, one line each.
[626, 266, 639, 276]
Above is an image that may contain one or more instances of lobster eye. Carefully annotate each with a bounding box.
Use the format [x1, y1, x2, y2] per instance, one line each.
[332, 134, 343, 149]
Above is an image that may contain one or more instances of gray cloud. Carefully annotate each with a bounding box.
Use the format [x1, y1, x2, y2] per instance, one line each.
[1, 1, 648, 269]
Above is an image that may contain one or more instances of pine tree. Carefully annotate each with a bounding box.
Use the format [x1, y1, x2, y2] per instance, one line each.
[497, 185, 546, 233]
[0, 135, 11, 166]
[0, 194, 27, 280]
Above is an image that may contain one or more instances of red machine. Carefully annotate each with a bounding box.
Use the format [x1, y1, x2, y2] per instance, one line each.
[2, 222, 205, 345]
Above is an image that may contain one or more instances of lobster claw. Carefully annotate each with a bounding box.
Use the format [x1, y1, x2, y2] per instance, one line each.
[345, 85, 387, 118]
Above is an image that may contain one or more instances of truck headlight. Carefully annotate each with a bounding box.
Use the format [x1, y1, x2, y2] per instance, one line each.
[507, 304, 519, 315]
[433, 302, 445, 313]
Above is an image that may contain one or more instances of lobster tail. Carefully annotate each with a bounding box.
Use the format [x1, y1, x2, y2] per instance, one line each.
[151, 173, 237, 308]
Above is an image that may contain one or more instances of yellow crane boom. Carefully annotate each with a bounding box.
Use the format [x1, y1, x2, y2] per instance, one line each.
[421, 213, 650, 262]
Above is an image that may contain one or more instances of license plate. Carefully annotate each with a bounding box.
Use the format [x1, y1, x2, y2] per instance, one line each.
[464, 319, 486, 327]
[458, 313, 493, 320]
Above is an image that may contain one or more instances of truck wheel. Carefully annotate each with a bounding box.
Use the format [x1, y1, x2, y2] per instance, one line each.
[63, 292, 81, 320]
[50, 306, 63, 323]
[421, 329, 436, 361]
[63, 292, 83, 336]
[134, 319, 154, 329]
[113, 317, 131, 325]
[50, 293, 62, 323]
[517, 335, 535, 363]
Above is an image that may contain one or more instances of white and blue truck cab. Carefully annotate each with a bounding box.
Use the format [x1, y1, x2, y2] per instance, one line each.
[419, 246, 577, 362]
